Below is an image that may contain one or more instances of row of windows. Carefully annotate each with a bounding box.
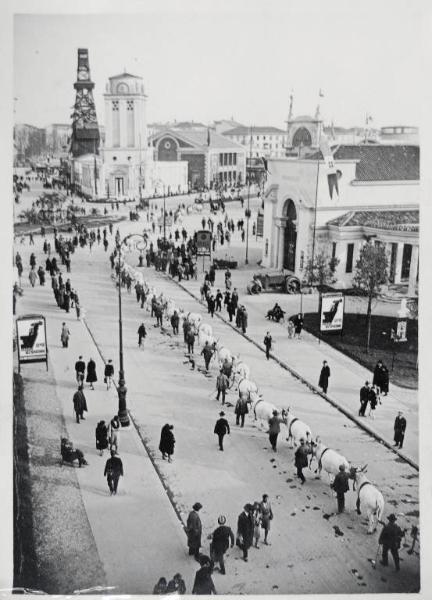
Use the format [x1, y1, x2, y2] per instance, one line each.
[219, 153, 237, 166]
[112, 100, 134, 111]
[234, 135, 286, 144]
[218, 171, 241, 182]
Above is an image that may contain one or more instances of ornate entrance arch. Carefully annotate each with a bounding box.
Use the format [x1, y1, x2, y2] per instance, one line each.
[282, 199, 297, 271]
[292, 127, 312, 148]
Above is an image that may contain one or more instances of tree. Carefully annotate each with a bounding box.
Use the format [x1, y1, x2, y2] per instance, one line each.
[303, 251, 340, 288]
[352, 242, 388, 352]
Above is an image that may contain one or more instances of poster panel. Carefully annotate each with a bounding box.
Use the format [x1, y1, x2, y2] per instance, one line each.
[16, 314, 48, 365]
[196, 230, 212, 254]
[320, 293, 344, 332]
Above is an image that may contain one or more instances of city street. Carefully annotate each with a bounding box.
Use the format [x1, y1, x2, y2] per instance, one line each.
[13, 197, 420, 594]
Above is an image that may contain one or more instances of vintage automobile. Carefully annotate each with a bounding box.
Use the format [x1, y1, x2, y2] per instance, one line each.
[247, 271, 301, 294]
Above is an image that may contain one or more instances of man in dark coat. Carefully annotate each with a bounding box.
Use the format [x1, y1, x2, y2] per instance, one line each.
[187, 503, 203, 560]
[378, 513, 404, 571]
[192, 555, 216, 594]
[214, 411, 230, 451]
[75, 355, 86, 385]
[216, 370, 229, 405]
[394, 411, 407, 449]
[211, 515, 234, 574]
[73, 385, 88, 423]
[331, 464, 350, 513]
[104, 449, 124, 495]
[263, 332, 272, 360]
[235, 396, 248, 427]
[237, 504, 254, 562]
[186, 329, 196, 355]
[215, 289, 223, 312]
[138, 323, 147, 347]
[240, 307, 248, 334]
[171, 311, 180, 335]
[359, 381, 370, 416]
[373, 359, 390, 395]
[295, 438, 309, 484]
[159, 424, 175, 462]
[201, 341, 214, 371]
[207, 295, 215, 318]
[268, 410, 284, 452]
[318, 360, 331, 394]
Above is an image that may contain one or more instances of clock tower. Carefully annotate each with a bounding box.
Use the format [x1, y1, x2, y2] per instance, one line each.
[70, 48, 100, 157]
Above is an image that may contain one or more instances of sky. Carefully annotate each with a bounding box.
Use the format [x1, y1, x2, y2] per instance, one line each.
[11, 1, 427, 130]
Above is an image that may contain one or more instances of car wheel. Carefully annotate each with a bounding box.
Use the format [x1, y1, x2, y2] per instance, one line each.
[285, 276, 300, 294]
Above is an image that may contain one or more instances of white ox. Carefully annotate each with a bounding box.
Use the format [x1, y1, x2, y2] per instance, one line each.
[234, 360, 250, 381]
[250, 396, 288, 428]
[238, 378, 260, 403]
[165, 299, 177, 320]
[198, 323, 213, 346]
[215, 344, 233, 366]
[309, 437, 350, 482]
[350, 465, 385, 534]
[285, 409, 313, 447]
[187, 312, 203, 328]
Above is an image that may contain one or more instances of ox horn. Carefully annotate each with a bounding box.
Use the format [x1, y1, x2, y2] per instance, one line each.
[361, 464, 368, 472]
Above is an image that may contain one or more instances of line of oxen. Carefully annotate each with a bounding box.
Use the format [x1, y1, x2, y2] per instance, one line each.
[119, 263, 390, 536]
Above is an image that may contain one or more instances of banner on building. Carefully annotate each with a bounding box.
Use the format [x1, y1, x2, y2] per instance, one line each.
[196, 230, 212, 255]
[16, 314, 48, 371]
[319, 133, 340, 200]
[256, 213, 264, 238]
[320, 293, 344, 332]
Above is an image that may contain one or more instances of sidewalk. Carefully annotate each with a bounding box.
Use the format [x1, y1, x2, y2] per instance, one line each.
[14, 276, 196, 594]
[173, 272, 418, 467]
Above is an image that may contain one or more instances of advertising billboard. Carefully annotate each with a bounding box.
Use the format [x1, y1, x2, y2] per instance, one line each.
[16, 314, 48, 370]
[320, 293, 344, 332]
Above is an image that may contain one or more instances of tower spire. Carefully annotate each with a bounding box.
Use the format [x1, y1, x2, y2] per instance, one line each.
[70, 48, 100, 158]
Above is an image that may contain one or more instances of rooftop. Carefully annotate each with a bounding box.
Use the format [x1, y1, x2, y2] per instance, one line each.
[108, 72, 142, 80]
[223, 125, 286, 136]
[306, 144, 419, 181]
[152, 128, 244, 150]
[327, 209, 419, 232]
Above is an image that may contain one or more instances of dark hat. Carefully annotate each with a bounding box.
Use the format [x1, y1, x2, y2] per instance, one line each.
[198, 554, 211, 566]
[110, 449, 116, 457]
[219, 411, 225, 416]
[387, 513, 397, 522]
[339, 464, 346, 471]
[244, 503, 253, 511]
[193, 502, 203, 511]
[272, 410, 278, 415]
[218, 515, 226, 525]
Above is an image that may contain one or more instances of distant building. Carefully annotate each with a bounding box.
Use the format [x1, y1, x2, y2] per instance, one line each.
[261, 144, 419, 296]
[45, 124, 71, 156]
[380, 125, 419, 145]
[222, 125, 287, 159]
[13, 124, 46, 165]
[213, 119, 244, 135]
[150, 128, 246, 190]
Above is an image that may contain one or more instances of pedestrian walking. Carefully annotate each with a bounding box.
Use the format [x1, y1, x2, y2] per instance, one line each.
[394, 411, 406, 448]
[138, 322, 147, 347]
[159, 424, 175, 462]
[235, 396, 249, 427]
[214, 411, 230, 451]
[37, 266, 45, 285]
[236, 504, 254, 562]
[171, 310, 180, 335]
[215, 289, 223, 312]
[241, 306, 248, 334]
[192, 555, 216, 595]
[294, 438, 309, 484]
[358, 381, 370, 416]
[368, 385, 378, 418]
[186, 503, 203, 560]
[109, 415, 120, 452]
[268, 410, 284, 452]
[378, 514, 404, 571]
[252, 502, 262, 548]
[72, 385, 88, 423]
[75, 355, 85, 384]
[216, 370, 229, 404]
[201, 341, 214, 372]
[95, 420, 109, 456]
[104, 449, 124, 495]
[259, 494, 273, 545]
[60, 322, 70, 348]
[104, 359, 114, 389]
[210, 516, 234, 574]
[263, 332, 272, 360]
[331, 464, 350, 513]
[86, 358, 97, 390]
[318, 360, 331, 394]
[373, 359, 390, 396]
[293, 313, 304, 339]
[166, 573, 186, 594]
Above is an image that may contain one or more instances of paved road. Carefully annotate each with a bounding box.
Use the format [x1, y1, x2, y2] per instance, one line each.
[13, 207, 420, 593]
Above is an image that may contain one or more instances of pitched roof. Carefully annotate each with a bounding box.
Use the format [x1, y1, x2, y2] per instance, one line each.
[108, 72, 141, 80]
[327, 209, 419, 231]
[223, 125, 286, 136]
[305, 144, 419, 181]
[151, 128, 244, 150]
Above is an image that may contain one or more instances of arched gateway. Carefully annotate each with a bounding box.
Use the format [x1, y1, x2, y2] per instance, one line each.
[282, 199, 297, 271]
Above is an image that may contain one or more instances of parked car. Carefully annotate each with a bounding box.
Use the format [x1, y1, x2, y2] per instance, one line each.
[249, 271, 301, 294]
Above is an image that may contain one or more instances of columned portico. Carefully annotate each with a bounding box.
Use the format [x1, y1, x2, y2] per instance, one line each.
[408, 244, 419, 297]
[394, 242, 404, 284]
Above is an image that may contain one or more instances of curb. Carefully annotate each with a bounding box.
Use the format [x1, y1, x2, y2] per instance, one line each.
[165, 274, 419, 472]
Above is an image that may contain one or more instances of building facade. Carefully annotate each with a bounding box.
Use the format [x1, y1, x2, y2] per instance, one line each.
[261, 144, 419, 296]
[150, 129, 246, 190]
[222, 125, 287, 159]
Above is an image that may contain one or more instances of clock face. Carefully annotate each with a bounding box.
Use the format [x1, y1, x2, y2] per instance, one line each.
[78, 69, 89, 81]
[164, 141, 171, 149]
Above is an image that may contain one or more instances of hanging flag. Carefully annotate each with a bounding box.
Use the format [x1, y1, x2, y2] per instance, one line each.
[262, 157, 270, 174]
[319, 132, 339, 200]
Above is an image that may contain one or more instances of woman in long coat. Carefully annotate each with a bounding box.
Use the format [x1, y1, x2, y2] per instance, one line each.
[95, 420, 109, 456]
[159, 424, 175, 462]
[86, 358, 97, 390]
[60, 322, 70, 347]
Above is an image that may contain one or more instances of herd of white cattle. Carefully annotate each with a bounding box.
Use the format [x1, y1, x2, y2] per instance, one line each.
[119, 261, 387, 535]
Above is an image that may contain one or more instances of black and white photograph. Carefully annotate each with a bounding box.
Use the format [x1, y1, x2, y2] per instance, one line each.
[2, 0, 431, 596]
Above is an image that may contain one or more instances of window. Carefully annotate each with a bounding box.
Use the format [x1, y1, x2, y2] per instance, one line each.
[233, 153, 237, 165]
[126, 100, 135, 147]
[346, 243, 354, 273]
[228, 153, 233, 165]
[219, 153, 223, 166]
[112, 101, 120, 147]
[332, 242, 337, 259]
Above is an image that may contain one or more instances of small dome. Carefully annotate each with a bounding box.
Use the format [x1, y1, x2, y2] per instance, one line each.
[293, 115, 315, 122]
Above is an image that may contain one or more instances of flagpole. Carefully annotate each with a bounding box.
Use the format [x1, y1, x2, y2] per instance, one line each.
[310, 118, 321, 286]
[245, 125, 252, 265]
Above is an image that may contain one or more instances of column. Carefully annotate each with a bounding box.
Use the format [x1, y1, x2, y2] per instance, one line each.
[394, 242, 404, 284]
[408, 245, 419, 297]
[274, 225, 281, 269]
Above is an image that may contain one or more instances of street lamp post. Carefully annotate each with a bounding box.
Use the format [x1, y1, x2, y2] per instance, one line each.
[116, 232, 148, 427]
